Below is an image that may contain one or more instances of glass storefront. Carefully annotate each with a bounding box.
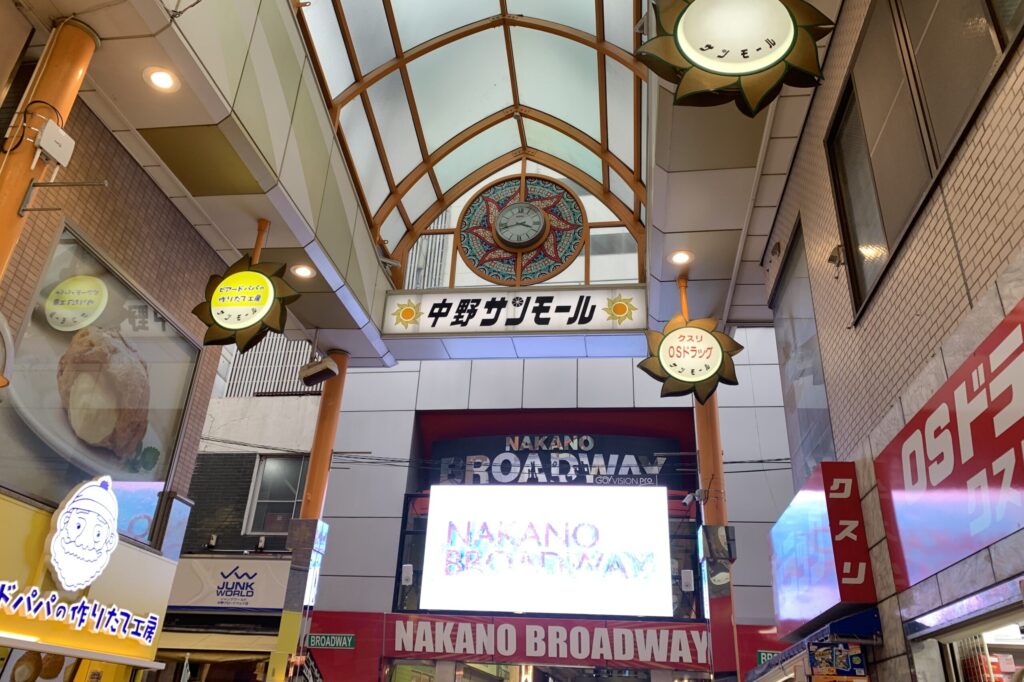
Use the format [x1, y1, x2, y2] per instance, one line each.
[911, 611, 1024, 681]
[0, 226, 199, 544]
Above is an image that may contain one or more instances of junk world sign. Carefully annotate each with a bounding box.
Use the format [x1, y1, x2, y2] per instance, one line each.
[431, 434, 688, 489]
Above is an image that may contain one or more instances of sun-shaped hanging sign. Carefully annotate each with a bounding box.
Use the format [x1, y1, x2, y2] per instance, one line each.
[193, 255, 299, 352]
[638, 315, 743, 404]
[637, 0, 834, 116]
[392, 300, 423, 329]
[604, 295, 639, 325]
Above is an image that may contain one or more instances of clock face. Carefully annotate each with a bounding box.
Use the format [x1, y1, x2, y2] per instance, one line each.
[495, 202, 546, 248]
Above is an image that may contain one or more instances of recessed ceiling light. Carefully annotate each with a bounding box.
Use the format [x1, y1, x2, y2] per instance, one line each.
[670, 250, 694, 265]
[144, 67, 180, 92]
[291, 264, 316, 279]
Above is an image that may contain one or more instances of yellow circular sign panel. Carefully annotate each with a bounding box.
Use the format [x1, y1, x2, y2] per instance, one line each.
[210, 270, 275, 331]
[657, 327, 724, 383]
[45, 275, 109, 332]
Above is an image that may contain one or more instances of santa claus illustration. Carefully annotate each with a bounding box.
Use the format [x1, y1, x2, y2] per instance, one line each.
[46, 476, 119, 591]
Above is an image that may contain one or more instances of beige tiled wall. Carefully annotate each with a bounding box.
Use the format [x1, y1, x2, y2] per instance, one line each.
[0, 99, 224, 496]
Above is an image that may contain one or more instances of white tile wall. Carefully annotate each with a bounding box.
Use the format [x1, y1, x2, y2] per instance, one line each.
[416, 360, 471, 410]
[577, 357, 635, 407]
[320, 518, 404, 576]
[522, 359, 579, 407]
[341, 371, 419, 412]
[315, 576, 396, 612]
[468, 360, 525, 409]
[732, 522, 774, 587]
[733, 585, 777, 625]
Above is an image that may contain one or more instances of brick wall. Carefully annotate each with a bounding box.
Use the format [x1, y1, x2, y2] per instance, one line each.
[182, 452, 289, 554]
[0, 98, 224, 497]
[763, 0, 1024, 459]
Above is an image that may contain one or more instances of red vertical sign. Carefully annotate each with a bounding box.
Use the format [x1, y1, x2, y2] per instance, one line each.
[822, 463, 875, 603]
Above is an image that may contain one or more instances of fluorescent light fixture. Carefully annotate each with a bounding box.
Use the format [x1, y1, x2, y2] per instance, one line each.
[290, 264, 316, 279]
[670, 250, 694, 265]
[144, 67, 180, 92]
[0, 631, 40, 642]
[858, 244, 887, 261]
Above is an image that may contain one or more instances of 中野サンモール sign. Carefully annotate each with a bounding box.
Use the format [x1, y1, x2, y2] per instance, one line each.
[383, 287, 645, 335]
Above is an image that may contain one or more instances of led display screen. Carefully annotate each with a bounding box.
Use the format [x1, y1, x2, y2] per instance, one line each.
[420, 485, 673, 617]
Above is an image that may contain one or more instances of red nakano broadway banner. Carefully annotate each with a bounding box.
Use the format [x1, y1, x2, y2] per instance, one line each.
[771, 461, 875, 639]
[384, 614, 711, 671]
[876, 297, 1024, 591]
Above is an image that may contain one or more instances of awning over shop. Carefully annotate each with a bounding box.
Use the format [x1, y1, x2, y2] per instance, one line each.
[744, 608, 881, 682]
[157, 631, 278, 656]
[0, 636, 166, 671]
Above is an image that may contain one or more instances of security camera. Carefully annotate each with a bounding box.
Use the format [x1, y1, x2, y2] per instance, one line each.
[299, 356, 339, 387]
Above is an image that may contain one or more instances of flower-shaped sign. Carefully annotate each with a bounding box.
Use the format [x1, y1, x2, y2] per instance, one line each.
[193, 255, 300, 352]
[637, 0, 834, 116]
[638, 316, 743, 404]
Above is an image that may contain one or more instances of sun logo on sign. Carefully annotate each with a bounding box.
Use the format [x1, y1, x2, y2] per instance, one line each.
[638, 315, 743, 404]
[392, 300, 423, 329]
[603, 295, 638, 325]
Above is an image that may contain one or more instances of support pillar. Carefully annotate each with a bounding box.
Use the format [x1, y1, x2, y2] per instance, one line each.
[0, 19, 98, 387]
[681, 273, 743, 678]
[300, 350, 349, 519]
[0, 19, 98, 278]
[269, 350, 348, 682]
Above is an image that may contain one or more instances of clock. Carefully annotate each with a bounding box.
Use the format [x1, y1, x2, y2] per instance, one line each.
[457, 175, 586, 286]
[495, 201, 546, 249]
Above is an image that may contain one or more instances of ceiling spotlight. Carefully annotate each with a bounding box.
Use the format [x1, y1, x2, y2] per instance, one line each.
[290, 264, 316, 279]
[670, 250, 694, 265]
[144, 67, 180, 92]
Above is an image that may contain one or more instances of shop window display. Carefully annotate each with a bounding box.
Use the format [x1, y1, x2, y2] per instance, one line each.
[0, 227, 199, 544]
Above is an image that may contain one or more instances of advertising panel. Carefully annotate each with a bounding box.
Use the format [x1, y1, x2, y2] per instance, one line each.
[383, 287, 646, 335]
[771, 462, 874, 638]
[420, 485, 673, 618]
[380, 614, 710, 671]
[168, 557, 291, 612]
[0, 228, 198, 544]
[429, 434, 687, 489]
[875, 297, 1024, 590]
[808, 642, 866, 676]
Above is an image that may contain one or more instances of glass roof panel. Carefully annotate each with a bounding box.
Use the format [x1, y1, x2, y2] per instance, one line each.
[402, 173, 437, 222]
[610, 168, 634, 207]
[641, 79, 648, 185]
[408, 27, 514, 152]
[511, 27, 600, 141]
[366, 71, 422, 181]
[603, 0, 636, 52]
[339, 0, 395, 74]
[590, 226, 638, 285]
[524, 160, 616, 221]
[391, 0, 501, 51]
[434, 119, 520, 191]
[506, 0, 597, 35]
[606, 57, 635, 171]
[523, 119, 602, 182]
[339, 97, 389, 212]
[380, 207, 407, 252]
[302, 0, 354, 96]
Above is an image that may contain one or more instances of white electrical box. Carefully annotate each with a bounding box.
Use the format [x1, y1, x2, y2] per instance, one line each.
[36, 118, 75, 168]
[401, 563, 414, 586]
[680, 569, 694, 592]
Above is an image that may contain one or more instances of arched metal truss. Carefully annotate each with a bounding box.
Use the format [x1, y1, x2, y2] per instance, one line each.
[296, 0, 649, 283]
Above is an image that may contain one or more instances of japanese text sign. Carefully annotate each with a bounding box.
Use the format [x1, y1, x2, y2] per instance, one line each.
[771, 462, 874, 639]
[876, 298, 1024, 590]
[383, 287, 646, 335]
